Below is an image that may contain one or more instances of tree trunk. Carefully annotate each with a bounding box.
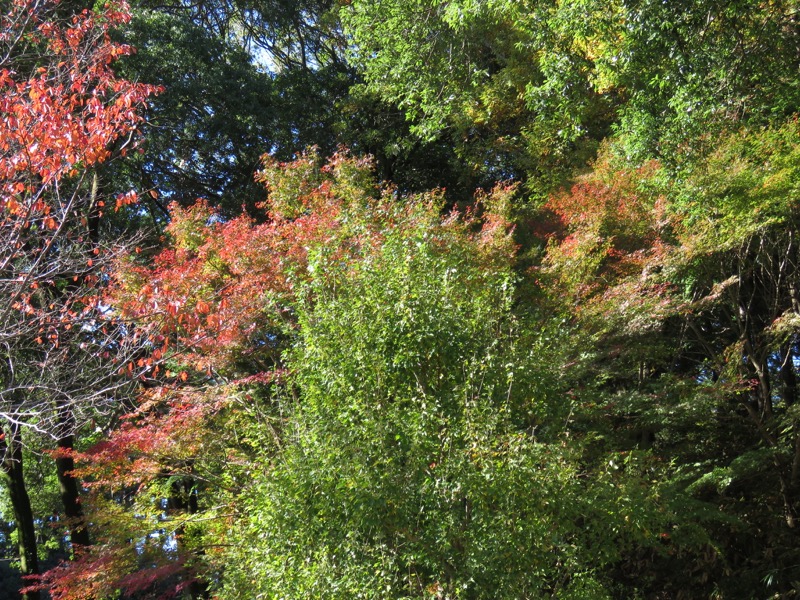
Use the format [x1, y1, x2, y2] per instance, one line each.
[780, 344, 797, 406]
[0, 422, 41, 600]
[55, 406, 90, 547]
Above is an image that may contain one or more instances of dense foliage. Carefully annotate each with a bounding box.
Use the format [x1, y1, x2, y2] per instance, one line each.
[1, 0, 799, 598]
[0, 1, 158, 596]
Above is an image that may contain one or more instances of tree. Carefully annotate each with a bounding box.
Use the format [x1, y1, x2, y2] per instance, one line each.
[0, 0, 158, 595]
[341, 0, 621, 197]
[31, 151, 673, 599]
[104, 9, 277, 217]
[608, 0, 800, 163]
[99, 0, 358, 219]
[541, 119, 800, 595]
[342, 0, 800, 197]
[217, 182, 664, 599]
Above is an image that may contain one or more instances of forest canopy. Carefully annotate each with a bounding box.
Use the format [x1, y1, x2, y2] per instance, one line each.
[0, 0, 799, 598]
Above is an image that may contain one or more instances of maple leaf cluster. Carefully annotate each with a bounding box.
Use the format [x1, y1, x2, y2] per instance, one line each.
[0, 1, 163, 598]
[113, 149, 516, 377]
[0, 0, 158, 211]
[539, 154, 676, 309]
[0, 0, 161, 434]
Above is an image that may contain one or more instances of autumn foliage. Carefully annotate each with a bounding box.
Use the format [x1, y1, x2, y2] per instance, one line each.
[113, 149, 515, 375]
[0, 1, 158, 597]
[6, 0, 800, 593]
[0, 0, 160, 387]
[29, 149, 518, 598]
[0, 0, 158, 209]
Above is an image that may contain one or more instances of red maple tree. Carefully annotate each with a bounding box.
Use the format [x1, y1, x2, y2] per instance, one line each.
[0, 0, 159, 596]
